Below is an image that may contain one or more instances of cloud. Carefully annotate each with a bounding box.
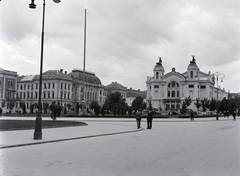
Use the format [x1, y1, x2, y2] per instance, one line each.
[0, 0, 239, 92]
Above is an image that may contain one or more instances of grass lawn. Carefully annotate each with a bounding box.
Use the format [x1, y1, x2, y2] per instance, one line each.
[0, 119, 87, 131]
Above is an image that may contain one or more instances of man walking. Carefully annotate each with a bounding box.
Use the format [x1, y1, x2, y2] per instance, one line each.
[233, 111, 236, 121]
[190, 110, 194, 121]
[135, 109, 142, 129]
[147, 108, 154, 129]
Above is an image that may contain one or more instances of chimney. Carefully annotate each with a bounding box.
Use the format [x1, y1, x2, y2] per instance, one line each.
[65, 71, 67, 75]
[60, 69, 63, 72]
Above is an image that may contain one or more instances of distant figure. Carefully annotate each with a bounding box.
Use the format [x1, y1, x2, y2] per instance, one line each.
[233, 111, 236, 121]
[135, 109, 142, 129]
[147, 108, 153, 129]
[190, 110, 194, 121]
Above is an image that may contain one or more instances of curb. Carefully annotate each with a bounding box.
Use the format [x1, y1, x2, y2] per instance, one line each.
[0, 128, 144, 149]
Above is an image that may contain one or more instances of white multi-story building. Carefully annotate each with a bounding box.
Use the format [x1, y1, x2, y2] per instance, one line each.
[16, 69, 73, 110]
[0, 67, 18, 111]
[146, 56, 228, 111]
[68, 69, 105, 107]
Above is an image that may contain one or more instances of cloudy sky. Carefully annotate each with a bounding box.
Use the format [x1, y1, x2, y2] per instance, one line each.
[0, 0, 239, 92]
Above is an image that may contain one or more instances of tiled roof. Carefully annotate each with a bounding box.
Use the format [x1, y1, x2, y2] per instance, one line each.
[126, 88, 146, 98]
[69, 69, 102, 85]
[34, 70, 72, 81]
[105, 82, 127, 91]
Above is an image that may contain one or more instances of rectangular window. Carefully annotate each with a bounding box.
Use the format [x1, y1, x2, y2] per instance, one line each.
[189, 85, 194, 88]
[52, 83, 55, 89]
[154, 85, 159, 88]
[48, 83, 51, 89]
[154, 90, 158, 98]
[36, 83, 38, 89]
[200, 85, 206, 89]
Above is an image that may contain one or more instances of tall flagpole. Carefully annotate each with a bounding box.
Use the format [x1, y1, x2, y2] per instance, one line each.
[82, 9, 86, 114]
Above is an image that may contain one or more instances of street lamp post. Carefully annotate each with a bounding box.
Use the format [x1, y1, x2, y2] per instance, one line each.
[213, 71, 225, 120]
[82, 9, 87, 115]
[29, 0, 60, 140]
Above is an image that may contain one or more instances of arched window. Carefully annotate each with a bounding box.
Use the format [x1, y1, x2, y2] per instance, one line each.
[156, 72, 159, 79]
[190, 71, 193, 78]
[177, 91, 180, 97]
[172, 91, 175, 97]
[168, 91, 170, 97]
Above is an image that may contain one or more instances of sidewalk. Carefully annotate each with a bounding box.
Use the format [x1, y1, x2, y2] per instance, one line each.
[0, 117, 142, 149]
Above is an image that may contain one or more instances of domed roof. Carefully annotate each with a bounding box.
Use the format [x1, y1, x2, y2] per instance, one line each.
[154, 57, 164, 71]
[187, 55, 199, 70]
[69, 69, 102, 85]
[105, 82, 127, 91]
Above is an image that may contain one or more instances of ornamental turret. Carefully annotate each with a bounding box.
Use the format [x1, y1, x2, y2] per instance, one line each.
[187, 55, 199, 79]
[153, 57, 164, 80]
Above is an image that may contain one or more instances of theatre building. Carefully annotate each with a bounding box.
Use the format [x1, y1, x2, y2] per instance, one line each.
[146, 56, 228, 111]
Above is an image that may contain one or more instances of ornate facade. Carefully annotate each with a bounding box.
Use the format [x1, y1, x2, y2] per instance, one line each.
[146, 56, 228, 111]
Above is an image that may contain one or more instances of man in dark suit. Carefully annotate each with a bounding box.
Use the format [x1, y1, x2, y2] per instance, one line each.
[147, 108, 154, 129]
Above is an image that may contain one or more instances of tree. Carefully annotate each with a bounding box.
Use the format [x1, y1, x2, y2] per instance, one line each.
[43, 102, 49, 113]
[132, 96, 146, 111]
[104, 92, 125, 116]
[101, 105, 106, 116]
[200, 98, 209, 112]
[219, 97, 228, 115]
[90, 100, 100, 116]
[185, 96, 192, 107]
[194, 98, 201, 110]
[20, 101, 26, 114]
[181, 96, 192, 114]
[209, 98, 216, 111]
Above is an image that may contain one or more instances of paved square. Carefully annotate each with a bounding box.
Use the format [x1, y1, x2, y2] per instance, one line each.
[1, 117, 240, 176]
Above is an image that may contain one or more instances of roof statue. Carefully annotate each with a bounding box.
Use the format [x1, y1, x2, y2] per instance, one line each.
[187, 55, 199, 70]
[190, 55, 196, 64]
[157, 57, 162, 65]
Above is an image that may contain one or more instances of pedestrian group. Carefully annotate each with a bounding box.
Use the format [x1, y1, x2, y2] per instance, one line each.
[135, 108, 154, 129]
